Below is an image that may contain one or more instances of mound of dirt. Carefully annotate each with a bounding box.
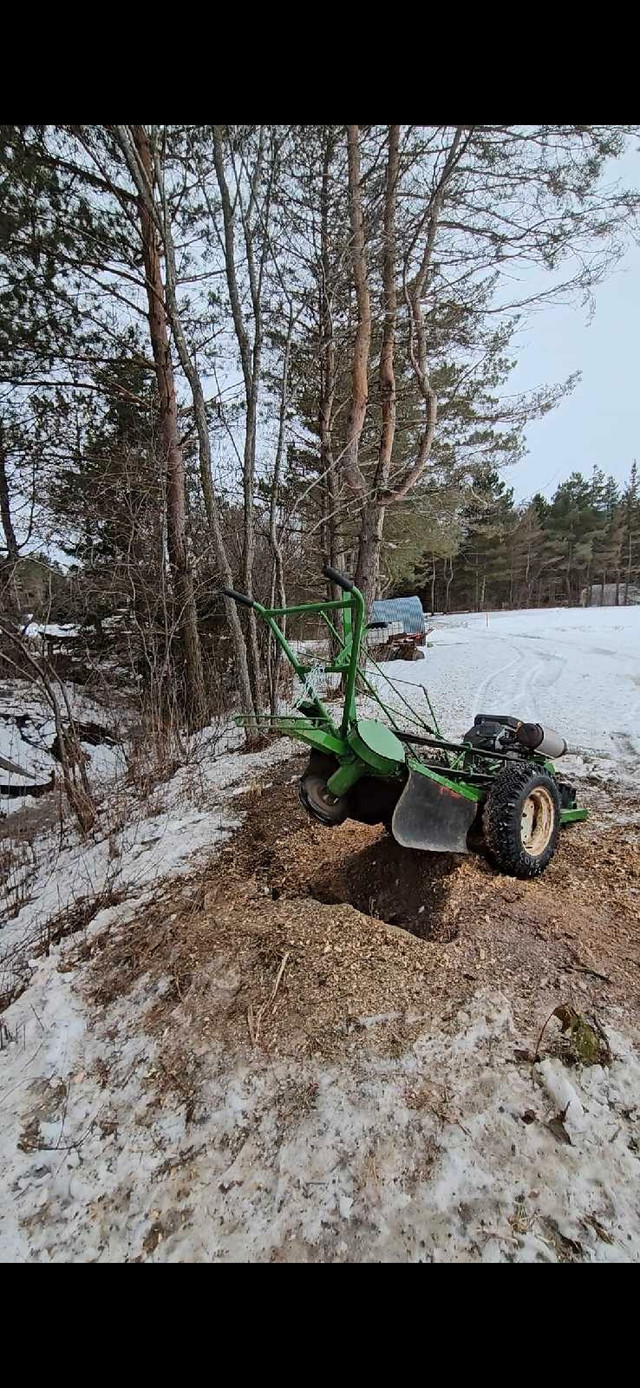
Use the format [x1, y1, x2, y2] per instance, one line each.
[84, 756, 640, 1092]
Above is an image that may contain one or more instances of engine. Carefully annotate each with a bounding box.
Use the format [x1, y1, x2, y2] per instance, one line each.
[462, 713, 567, 759]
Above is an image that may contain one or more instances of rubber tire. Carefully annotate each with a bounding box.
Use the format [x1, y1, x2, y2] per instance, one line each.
[483, 762, 561, 879]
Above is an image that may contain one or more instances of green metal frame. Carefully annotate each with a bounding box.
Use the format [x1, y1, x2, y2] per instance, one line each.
[560, 807, 589, 824]
[249, 587, 363, 743]
[227, 573, 588, 826]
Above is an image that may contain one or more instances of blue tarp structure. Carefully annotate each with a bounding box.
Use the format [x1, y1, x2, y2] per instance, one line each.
[370, 596, 425, 637]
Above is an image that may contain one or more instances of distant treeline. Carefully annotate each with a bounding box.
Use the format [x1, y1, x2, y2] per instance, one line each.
[409, 463, 640, 613]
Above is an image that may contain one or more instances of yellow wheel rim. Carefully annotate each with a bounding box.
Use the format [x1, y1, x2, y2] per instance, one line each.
[521, 786, 555, 856]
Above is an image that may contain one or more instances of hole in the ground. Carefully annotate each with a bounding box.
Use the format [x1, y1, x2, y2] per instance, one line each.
[307, 835, 460, 941]
[232, 764, 463, 943]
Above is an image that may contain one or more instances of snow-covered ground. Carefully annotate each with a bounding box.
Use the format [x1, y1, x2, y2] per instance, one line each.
[1, 606, 639, 1262]
[22, 622, 80, 640]
[1, 721, 294, 1001]
[2, 978, 639, 1263]
[0, 682, 127, 807]
[370, 605, 640, 791]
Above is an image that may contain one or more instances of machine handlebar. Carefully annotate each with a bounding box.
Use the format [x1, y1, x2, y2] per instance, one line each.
[219, 586, 255, 609]
[323, 564, 356, 594]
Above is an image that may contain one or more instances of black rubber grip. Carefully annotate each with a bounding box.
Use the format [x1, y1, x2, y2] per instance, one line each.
[219, 586, 255, 609]
[323, 564, 355, 593]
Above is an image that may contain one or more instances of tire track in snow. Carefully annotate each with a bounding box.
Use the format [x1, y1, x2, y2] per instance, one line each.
[471, 642, 549, 722]
[428, 607, 639, 780]
[471, 643, 523, 718]
[517, 647, 567, 722]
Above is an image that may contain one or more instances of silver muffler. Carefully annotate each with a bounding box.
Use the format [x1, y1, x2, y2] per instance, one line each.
[517, 722, 567, 758]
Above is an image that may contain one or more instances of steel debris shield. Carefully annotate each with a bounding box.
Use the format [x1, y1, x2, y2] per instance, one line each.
[392, 770, 478, 854]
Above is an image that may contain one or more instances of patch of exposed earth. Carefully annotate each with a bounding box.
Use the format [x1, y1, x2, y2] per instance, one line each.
[86, 755, 640, 1069]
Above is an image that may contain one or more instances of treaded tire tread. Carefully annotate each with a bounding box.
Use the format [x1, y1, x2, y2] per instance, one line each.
[483, 761, 561, 879]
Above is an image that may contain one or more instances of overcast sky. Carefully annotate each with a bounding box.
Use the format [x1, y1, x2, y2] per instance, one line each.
[504, 141, 640, 504]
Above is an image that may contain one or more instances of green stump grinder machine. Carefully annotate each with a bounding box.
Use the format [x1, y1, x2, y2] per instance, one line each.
[220, 566, 587, 880]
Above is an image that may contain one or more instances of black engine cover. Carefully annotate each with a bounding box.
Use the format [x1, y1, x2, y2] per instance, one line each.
[462, 713, 520, 752]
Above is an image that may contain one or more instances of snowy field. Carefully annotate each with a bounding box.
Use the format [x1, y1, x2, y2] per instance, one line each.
[372, 605, 640, 790]
[1, 605, 639, 1262]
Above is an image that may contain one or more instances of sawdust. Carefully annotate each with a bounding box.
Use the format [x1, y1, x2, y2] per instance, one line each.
[87, 867, 447, 1069]
[82, 753, 640, 1105]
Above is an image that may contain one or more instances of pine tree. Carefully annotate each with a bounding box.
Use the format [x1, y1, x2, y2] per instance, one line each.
[622, 461, 640, 603]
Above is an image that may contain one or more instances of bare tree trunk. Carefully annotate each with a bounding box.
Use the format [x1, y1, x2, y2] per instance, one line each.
[444, 556, 454, 612]
[212, 126, 262, 709]
[350, 126, 465, 609]
[267, 306, 293, 716]
[0, 425, 19, 566]
[388, 128, 466, 505]
[356, 125, 400, 611]
[342, 125, 372, 500]
[319, 131, 344, 603]
[525, 539, 532, 606]
[127, 126, 206, 731]
[117, 127, 258, 731]
[0, 421, 20, 614]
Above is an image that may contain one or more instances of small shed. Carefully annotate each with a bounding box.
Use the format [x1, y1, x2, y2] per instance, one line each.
[368, 595, 426, 660]
[370, 596, 425, 637]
